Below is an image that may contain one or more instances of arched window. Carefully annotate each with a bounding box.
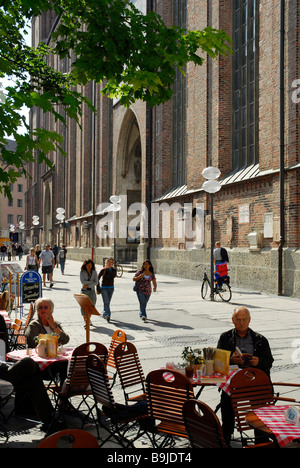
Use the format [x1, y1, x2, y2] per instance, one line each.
[172, 0, 187, 186]
[232, 0, 259, 169]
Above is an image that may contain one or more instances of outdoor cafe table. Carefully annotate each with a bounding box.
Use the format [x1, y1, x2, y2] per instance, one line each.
[246, 405, 300, 447]
[162, 368, 239, 398]
[6, 347, 74, 372]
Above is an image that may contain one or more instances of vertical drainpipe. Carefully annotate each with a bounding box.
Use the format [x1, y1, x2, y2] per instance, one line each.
[146, 107, 153, 261]
[91, 81, 96, 262]
[278, 0, 285, 295]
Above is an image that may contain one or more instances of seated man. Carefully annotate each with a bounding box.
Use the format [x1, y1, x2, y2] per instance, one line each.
[217, 306, 274, 446]
[0, 313, 56, 431]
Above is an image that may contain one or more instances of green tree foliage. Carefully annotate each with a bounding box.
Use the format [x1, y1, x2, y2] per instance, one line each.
[0, 0, 232, 197]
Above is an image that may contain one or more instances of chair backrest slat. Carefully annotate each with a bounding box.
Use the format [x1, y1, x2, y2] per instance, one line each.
[86, 354, 115, 408]
[183, 399, 227, 448]
[107, 329, 126, 370]
[146, 369, 194, 437]
[37, 429, 99, 448]
[114, 342, 145, 394]
[24, 302, 35, 328]
[65, 342, 108, 396]
[230, 368, 275, 433]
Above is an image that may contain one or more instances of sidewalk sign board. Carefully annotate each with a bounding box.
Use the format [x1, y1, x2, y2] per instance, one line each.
[20, 270, 42, 303]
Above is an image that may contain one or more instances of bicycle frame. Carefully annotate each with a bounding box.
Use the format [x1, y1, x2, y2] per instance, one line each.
[200, 269, 232, 302]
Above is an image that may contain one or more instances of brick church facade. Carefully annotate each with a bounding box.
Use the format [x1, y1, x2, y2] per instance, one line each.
[26, 1, 300, 297]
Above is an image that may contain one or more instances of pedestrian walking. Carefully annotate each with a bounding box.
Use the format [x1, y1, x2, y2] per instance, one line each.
[58, 244, 68, 274]
[25, 247, 39, 271]
[7, 243, 12, 261]
[52, 243, 59, 267]
[0, 244, 7, 261]
[11, 243, 17, 261]
[39, 244, 55, 287]
[98, 257, 117, 323]
[16, 244, 23, 260]
[35, 244, 42, 262]
[133, 259, 157, 322]
[80, 259, 98, 326]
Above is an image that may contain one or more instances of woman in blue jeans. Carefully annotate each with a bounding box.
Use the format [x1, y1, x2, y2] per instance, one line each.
[133, 260, 157, 322]
[98, 258, 117, 323]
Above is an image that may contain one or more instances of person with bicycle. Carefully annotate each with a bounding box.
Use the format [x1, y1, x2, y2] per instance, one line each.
[214, 241, 230, 290]
[98, 257, 117, 323]
[213, 241, 229, 265]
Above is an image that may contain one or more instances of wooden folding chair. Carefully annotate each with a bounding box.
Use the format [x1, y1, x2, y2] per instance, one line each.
[114, 342, 146, 404]
[9, 303, 35, 350]
[272, 380, 300, 403]
[229, 368, 288, 447]
[8, 321, 23, 350]
[21, 302, 35, 330]
[37, 429, 99, 448]
[145, 369, 194, 448]
[51, 342, 108, 434]
[183, 399, 227, 448]
[86, 354, 149, 448]
[106, 329, 126, 386]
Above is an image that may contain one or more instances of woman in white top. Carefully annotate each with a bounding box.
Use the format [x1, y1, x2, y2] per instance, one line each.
[80, 259, 98, 326]
[26, 248, 39, 271]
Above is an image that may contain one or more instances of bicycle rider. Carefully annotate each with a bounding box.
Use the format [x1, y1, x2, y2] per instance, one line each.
[213, 241, 229, 265]
[214, 241, 229, 288]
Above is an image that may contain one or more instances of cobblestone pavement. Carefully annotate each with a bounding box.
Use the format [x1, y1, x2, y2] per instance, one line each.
[1, 257, 300, 448]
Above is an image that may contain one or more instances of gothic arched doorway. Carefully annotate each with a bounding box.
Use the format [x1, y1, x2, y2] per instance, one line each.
[115, 110, 142, 262]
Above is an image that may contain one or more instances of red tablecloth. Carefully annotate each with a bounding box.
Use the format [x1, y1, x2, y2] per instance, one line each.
[254, 405, 300, 447]
[217, 370, 239, 394]
[162, 369, 238, 396]
[6, 348, 73, 371]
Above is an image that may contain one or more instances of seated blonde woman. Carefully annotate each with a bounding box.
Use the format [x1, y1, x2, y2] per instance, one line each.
[25, 297, 70, 385]
[25, 297, 70, 349]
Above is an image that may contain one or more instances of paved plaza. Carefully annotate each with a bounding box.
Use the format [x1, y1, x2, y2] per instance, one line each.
[1, 256, 300, 448]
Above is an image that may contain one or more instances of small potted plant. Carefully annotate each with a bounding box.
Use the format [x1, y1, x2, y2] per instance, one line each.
[181, 347, 203, 378]
[193, 348, 204, 374]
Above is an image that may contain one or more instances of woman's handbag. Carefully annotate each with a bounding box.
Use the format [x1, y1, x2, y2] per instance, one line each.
[96, 284, 102, 295]
[133, 280, 140, 292]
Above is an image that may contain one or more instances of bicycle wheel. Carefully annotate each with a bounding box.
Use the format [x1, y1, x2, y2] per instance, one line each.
[201, 279, 211, 300]
[217, 283, 232, 302]
[116, 263, 123, 278]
